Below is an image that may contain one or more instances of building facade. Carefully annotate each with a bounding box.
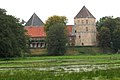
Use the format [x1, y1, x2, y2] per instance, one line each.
[25, 6, 97, 48]
[74, 6, 97, 46]
[25, 13, 74, 48]
[25, 13, 46, 48]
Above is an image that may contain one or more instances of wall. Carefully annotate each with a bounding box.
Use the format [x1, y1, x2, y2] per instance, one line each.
[74, 18, 97, 46]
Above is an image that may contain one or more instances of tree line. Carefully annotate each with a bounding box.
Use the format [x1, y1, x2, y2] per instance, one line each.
[97, 16, 120, 53]
[1, 8, 120, 58]
[0, 8, 68, 58]
[0, 9, 28, 58]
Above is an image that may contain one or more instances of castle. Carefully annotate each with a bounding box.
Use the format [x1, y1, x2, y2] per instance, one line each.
[25, 6, 97, 48]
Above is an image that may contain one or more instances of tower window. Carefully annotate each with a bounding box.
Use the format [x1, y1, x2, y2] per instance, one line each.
[75, 30, 76, 33]
[86, 20, 88, 24]
[79, 35, 81, 38]
[82, 20, 84, 24]
[82, 43, 84, 46]
[78, 20, 80, 23]
[74, 22, 76, 25]
[86, 27, 88, 31]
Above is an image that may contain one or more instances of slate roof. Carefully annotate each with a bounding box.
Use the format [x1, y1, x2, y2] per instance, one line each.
[25, 13, 44, 26]
[74, 6, 95, 19]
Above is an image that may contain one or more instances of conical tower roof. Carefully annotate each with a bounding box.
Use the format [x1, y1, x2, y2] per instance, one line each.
[74, 6, 95, 19]
[25, 13, 44, 26]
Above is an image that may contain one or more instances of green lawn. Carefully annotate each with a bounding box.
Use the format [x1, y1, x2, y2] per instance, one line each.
[0, 54, 120, 80]
[0, 68, 120, 80]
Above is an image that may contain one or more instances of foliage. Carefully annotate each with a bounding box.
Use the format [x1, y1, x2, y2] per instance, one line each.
[0, 8, 28, 58]
[45, 15, 68, 56]
[113, 26, 120, 52]
[96, 16, 120, 52]
[97, 27, 111, 48]
[45, 15, 67, 32]
[96, 16, 117, 33]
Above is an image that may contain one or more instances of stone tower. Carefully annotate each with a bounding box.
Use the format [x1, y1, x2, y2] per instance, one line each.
[74, 6, 97, 46]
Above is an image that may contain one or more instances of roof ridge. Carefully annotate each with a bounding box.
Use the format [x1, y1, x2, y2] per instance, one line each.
[74, 6, 95, 19]
[31, 13, 35, 26]
[25, 13, 44, 26]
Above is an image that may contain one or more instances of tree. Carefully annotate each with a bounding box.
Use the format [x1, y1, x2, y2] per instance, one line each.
[113, 26, 120, 53]
[96, 16, 120, 53]
[96, 16, 116, 33]
[45, 15, 67, 32]
[97, 27, 111, 48]
[0, 8, 28, 58]
[45, 15, 68, 56]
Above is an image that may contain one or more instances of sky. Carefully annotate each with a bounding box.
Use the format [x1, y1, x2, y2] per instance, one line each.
[0, 0, 120, 25]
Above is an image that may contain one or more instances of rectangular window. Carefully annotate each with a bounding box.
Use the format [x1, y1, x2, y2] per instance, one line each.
[82, 20, 84, 24]
[75, 30, 76, 33]
[86, 27, 88, 31]
[79, 35, 81, 38]
[74, 22, 76, 25]
[86, 20, 88, 24]
[78, 20, 80, 23]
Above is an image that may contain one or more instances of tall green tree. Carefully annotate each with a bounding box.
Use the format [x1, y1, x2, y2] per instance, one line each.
[113, 26, 120, 52]
[45, 15, 68, 56]
[96, 16, 116, 33]
[0, 8, 28, 58]
[97, 16, 120, 53]
[97, 27, 111, 48]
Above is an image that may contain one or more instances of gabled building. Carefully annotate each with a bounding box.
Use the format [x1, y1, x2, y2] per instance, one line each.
[74, 6, 97, 46]
[25, 13, 46, 48]
[25, 6, 97, 48]
[25, 13, 74, 48]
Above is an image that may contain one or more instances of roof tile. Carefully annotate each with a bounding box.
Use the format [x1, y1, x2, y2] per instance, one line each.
[25, 26, 46, 37]
[25, 25, 73, 37]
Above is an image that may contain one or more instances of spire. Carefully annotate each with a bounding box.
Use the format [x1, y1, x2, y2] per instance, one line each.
[25, 13, 44, 26]
[74, 6, 95, 19]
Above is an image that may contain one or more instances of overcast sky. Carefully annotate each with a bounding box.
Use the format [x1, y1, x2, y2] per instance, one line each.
[0, 0, 120, 25]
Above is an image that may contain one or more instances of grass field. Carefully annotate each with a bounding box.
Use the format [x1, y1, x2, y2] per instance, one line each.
[29, 47, 112, 56]
[0, 54, 120, 79]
